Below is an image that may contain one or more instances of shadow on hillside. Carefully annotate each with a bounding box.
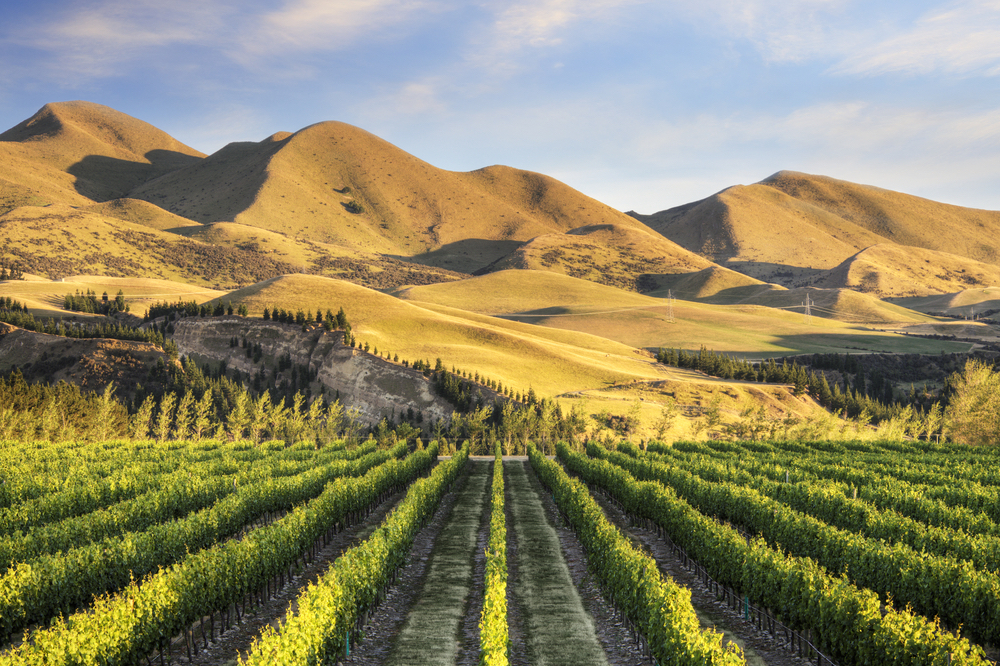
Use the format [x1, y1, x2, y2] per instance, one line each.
[68, 149, 201, 202]
[724, 261, 827, 286]
[640, 271, 781, 303]
[495, 306, 576, 322]
[404, 239, 523, 274]
[649, 331, 971, 361]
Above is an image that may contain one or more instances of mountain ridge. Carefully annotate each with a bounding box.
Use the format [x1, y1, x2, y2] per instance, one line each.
[2, 102, 999, 301]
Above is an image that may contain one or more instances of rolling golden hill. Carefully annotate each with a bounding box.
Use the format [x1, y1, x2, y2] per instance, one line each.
[890, 286, 1000, 317]
[0, 204, 299, 287]
[1, 101, 988, 436]
[207, 274, 671, 397]
[633, 171, 1000, 295]
[1, 102, 722, 291]
[129, 120, 711, 279]
[395, 270, 957, 356]
[475, 222, 726, 291]
[813, 244, 1000, 298]
[0, 101, 204, 208]
[1, 101, 995, 343]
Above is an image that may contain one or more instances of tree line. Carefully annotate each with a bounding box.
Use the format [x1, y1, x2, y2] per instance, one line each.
[0, 263, 24, 281]
[63, 289, 129, 315]
[655, 346, 1000, 441]
[0, 303, 176, 355]
[2, 296, 589, 452]
[144, 299, 249, 321]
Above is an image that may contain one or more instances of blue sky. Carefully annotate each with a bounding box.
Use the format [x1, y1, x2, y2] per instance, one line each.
[1, 0, 998, 213]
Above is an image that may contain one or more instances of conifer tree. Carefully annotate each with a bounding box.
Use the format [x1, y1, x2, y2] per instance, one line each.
[267, 396, 286, 442]
[193, 388, 213, 440]
[173, 391, 194, 440]
[249, 392, 271, 444]
[228, 390, 250, 441]
[284, 392, 306, 444]
[130, 396, 155, 440]
[92, 383, 118, 442]
[37, 398, 59, 442]
[155, 392, 177, 441]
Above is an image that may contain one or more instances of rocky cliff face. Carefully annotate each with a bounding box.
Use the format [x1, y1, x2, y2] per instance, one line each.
[170, 317, 456, 425]
[0, 322, 167, 394]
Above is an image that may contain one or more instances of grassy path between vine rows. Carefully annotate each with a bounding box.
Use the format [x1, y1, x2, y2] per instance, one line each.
[506, 460, 609, 666]
[384, 458, 490, 666]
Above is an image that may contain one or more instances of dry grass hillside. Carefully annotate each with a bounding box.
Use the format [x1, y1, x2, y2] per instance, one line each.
[634, 171, 1000, 295]
[814, 244, 1000, 298]
[0, 101, 203, 206]
[763, 171, 1000, 263]
[0, 204, 298, 288]
[890, 286, 1000, 317]
[82, 198, 202, 232]
[396, 270, 959, 356]
[476, 223, 721, 291]
[0, 276, 222, 317]
[129, 120, 708, 278]
[208, 274, 671, 397]
[643, 265, 779, 302]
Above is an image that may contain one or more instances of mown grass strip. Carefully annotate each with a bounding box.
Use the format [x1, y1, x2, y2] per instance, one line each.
[507, 457, 610, 666]
[529, 444, 746, 666]
[387, 458, 490, 665]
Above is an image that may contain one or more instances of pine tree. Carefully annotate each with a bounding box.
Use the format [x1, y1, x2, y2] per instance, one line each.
[155, 392, 177, 442]
[193, 388, 213, 440]
[267, 396, 287, 442]
[92, 383, 118, 442]
[284, 392, 306, 444]
[249, 392, 271, 444]
[321, 400, 345, 445]
[37, 398, 59, 442]
[173, 391, 194, 440]
[228, 390, 250, 441]
[130, 396, 155, 440]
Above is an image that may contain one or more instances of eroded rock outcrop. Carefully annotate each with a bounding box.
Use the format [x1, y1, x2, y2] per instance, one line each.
[0, 322, 167, 393]
[171, 317, 455, 425]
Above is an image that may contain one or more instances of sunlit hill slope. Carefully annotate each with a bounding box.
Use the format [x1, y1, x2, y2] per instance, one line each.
[632, 171, 1000, 297]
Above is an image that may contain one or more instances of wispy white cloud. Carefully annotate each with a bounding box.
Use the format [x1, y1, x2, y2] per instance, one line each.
[5, 0, 450, 82]
[366, 77, 450, 116]
[238, 0, 446, 58]
[637, 101, 1000, 160]
[832, 0, 1000, 76]
[468, 0, 642, 74]
[7, 0, 232, 80]
[675, 0, 858, 63]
